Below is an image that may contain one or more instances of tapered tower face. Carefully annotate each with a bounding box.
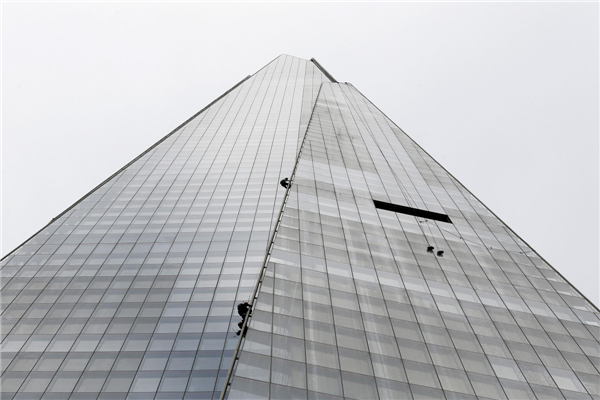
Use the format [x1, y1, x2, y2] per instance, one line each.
[2, 56, 598, 400]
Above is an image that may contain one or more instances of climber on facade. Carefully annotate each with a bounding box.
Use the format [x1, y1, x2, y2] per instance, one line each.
[237, 301, 251, 319]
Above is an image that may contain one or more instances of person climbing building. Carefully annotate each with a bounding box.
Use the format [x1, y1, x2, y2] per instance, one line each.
[280, 177, 290, 188]
[237, 302, 251, 318]
[235, 321, 248, 337]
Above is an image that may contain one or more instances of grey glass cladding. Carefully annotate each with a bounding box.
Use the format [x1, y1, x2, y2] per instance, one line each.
[0, 55, 329, 400]
[227, 82, 600, 399]
[2, 56, 599, 400]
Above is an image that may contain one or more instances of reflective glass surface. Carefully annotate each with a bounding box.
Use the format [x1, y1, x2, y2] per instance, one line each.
[229, 82, 600, 399]
[1, 55, 328, 399]
[3, 56, 599, 400]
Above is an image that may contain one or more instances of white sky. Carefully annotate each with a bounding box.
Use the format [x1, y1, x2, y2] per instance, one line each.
[2, 2, 598, 307]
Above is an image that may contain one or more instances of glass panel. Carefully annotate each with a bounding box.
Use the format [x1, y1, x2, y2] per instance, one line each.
[467, 372, 507, 400]
[546, 366, 587, 393]
[517, 361, 556, 387]
[235, 352, 271, 382]
[338, 347, 373, 375]
[341, 371, 378, 400]
[270, 383, 308, 400]
[498, 378, 537, 399]
[488, 356, 527, 382]
[229, 376, 269, 400]
[404, 360, 441, 389]
[435, 366, 475, 395]
[376, 378, 412, 399]
[187, 370, 217, 392]
[306, 365, 343, 397]
[130, 371, 162, 392]
[428, 344, 462, 369]
[305, 341, 339, 369]
[271, 358, 306, 389]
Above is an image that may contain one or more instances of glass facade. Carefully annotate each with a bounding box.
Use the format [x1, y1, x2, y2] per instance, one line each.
[2, 55, 599, 400]
[227, 79, 600, 399]
[0, 55, 328, 400]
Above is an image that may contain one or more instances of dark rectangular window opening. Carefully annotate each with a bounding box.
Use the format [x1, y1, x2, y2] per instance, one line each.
[373, 200, 453, 224]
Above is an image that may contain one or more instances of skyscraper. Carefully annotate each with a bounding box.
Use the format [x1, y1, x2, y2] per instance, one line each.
[1, 55, 598, 400]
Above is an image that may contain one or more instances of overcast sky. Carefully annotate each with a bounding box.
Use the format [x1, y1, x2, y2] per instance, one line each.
[2, 2, 598, 307]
